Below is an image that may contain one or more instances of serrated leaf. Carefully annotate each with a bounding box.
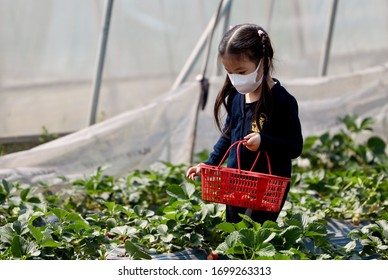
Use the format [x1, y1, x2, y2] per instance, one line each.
[216, 222, 235, 233]
[133, 205, 154, 217]
[225, 231, 239, 248]
[344, 240, 356, 252]
[11, 236, 24, 258]
[181, 183, 195, 199]
[65, 213, 88, 225]
[157, 224, 168, 235]
[65, 221, 89, 233]
[104, 201, 115, 211]
[20, 189, 30, 201]
[0, 224, 15, 244]
[12, 221, 22, 235]
[377, 244, 388, 250]
[367, 137, 386, 155]
[1, 179, 11, 194]
[257, 229, 276, 244]
[51, 208, 68, 221]
[161, 234, 174, 243]
[255, 242, 276, 257]
[368, 235, 382, 245]
[281, 225, 302, 248]
[111, 226, 137, 236]
[167, 183, 195, 200]
[262, 220, 280, 231]
[240, 214, 261, 230]
[27, 197, 41, 204]
[25, 241, 40, 257]
[124, 240, 152, 260]
[239, 229, 255, 248]
[28, 225, 43, 243]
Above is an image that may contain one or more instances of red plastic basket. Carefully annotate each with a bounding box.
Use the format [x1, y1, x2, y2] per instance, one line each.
[200, 140, 291, 212]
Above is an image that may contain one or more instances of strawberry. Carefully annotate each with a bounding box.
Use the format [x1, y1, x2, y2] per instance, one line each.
[207, 252, 219, 260]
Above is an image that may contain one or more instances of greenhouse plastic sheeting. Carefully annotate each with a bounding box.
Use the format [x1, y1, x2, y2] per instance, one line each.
[0, 63, 388, 184]
[2, 0, 388, 140]
[195, 63, 388, 156]
[0, 82, 200, 184]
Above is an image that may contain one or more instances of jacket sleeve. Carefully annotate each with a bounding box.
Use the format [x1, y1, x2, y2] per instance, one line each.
[204, 115, 232, 166]
[259, 94, 303, 159]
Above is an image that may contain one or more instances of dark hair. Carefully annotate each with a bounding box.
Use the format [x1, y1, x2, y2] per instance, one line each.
[214, 24, 274, 134]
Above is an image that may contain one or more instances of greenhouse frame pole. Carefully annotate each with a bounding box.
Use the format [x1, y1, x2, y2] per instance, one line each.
[189, 0, 227, 164]
[89, 0, 114, 126]
[319, 0, 338, 77]
[171, 0, 232, 91]
[215, 1, 232, 76]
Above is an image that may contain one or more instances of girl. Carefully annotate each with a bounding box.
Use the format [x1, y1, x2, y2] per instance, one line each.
[187, 24, 303, 224]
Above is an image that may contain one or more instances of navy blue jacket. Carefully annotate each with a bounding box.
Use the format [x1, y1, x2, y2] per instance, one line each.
[205, 80, 303, 178]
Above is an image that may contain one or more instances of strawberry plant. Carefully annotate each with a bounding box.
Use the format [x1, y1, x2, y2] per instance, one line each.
[0, 114, 387, 260]
[345, 215, 388, 259]
[215, 213, 334, 260]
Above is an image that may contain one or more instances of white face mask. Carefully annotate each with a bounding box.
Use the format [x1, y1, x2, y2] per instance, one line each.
[227, 60, 263, 94]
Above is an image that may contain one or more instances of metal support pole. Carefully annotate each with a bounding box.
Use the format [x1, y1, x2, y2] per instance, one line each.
[89, 0, 114, 126]
[216, 0, 233, 76]
[188, 0, 228, 164]
[266, 0, 275, 33]
[171, 0, 232, 91]
[319, 0, 338, 77]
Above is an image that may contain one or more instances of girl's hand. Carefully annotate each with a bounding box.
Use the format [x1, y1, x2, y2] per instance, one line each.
[243, 133, 261, 151]
[186, 164, 202, 180]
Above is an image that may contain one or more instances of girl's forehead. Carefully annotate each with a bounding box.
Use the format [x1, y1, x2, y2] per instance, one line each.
[221, 55, 255, 70]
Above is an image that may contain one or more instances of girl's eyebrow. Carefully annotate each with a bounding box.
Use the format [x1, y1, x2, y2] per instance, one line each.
[225, 66, 245, 72]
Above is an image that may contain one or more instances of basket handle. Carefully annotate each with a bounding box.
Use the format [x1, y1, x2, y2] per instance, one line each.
[217, 140, 272, 174]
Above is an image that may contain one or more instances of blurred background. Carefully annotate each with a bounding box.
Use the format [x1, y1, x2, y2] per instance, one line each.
[1, 0, 388, 183]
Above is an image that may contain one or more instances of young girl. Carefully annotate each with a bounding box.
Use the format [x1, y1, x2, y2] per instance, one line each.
[186, 23, 303, 224]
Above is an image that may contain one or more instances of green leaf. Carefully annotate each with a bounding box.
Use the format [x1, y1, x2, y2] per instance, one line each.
[240, 214, 261, 230]
[124, 240, 152, 260]
[360, 117, 375, 131]
[24, 240, 41, 257]
[20, 189, 30, 201]
[66, 221, 89, 233]
[65, 213, 89, 226]
[255, 242, 276, 257]
[262, 220, 280, 231]
[51, 208, 69, 221]
[27, 197, 41, 204]
[367, 137, 386, 156]
[239, 229, 256, 248]
[133, 205, 154, 217]
[12, 221, 23, 235]
[111, 226, 137, 236]
[0, 224, 16, 244]
[344, 240, 356, 252]
[11, 236, 24, 258]
[280, 225, 302, 248]
[28, 225, 43, 243]
[41, 232, 62, 248]
[1, 179, 11, 194]
[376, 220, 388, 240]
[104, 201, 115, 211]
[161, 234, 174, 243]
[167, 183, 195, 200]
[258, 230, 276, 244]
[181, 183, 195, 199]
[157, 224, 168, 235]
[216, 222, 235, 233]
